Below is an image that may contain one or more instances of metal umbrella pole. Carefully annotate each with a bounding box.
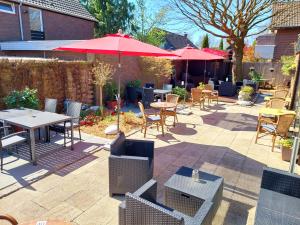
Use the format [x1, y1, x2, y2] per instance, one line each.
[204, 60, 207, 83]
[183, 59, 189, 105]
[289, 136, 300, 173]
[117, 52, 121, 132]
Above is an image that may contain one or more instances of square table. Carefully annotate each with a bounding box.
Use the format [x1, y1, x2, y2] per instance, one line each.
[164, 166, 223, 217]
[154, 89, 172, 101]
[0, 109, 73, 165]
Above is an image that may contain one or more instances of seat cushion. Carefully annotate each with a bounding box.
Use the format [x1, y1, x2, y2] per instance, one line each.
[147, 115, 161, 122]
[2, 135, 26, 148]
[262, 124, 276, 132]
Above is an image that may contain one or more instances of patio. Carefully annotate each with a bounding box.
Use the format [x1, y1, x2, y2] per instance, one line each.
[0, 100, 298, 225]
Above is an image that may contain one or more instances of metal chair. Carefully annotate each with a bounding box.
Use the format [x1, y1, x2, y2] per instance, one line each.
[164, 94, 179, 127]
[142, 87, 154, 109]
[255, 113, 295, 151]
[44, 98, 57, 113]
[1, 126, 29, 171]
[109, 132, 154, 196]
[138, 102, 164, 137]
[0, 215, 18, 225]
[49, 101, 82, 146]
[190, 88, 205, 109]
[144, 83, 155, 88]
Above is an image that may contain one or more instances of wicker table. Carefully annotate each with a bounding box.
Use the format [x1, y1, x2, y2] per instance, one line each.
[164, 166, 223, 217]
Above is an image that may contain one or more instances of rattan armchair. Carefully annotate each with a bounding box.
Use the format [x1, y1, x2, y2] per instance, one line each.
[273, 89, 288, 99]
[190, 88, 205, 109]
[267, 98, 286, 109]
[119, 179, 214, 225]
[109, 132, 154, 197]
[0, 214, 18, 225]
[164, 94, 180, 127]
[204, 84, 219, 104]
[255, 113, 295, 151]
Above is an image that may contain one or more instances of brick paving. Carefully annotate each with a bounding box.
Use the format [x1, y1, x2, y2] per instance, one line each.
[0, 101, 298, 225]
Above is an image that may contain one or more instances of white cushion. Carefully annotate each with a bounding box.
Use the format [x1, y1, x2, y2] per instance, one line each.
[147, 115, 161, 121]
[2, 135, 26, 148]
[105, 124, 118, 135]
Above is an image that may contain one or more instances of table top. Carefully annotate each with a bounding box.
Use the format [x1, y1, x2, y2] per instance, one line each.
[154, 89, 172, 94]
[259, 108, 296, 116]
[2, 109, 71, 129]
[164, 166, 223, 200]
[150, 102, 176, 109]
[21, 220, 72, 225]
[0, 108, 40, 120]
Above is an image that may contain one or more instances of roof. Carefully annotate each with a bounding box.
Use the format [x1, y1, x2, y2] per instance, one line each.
[256, 33, 276, 45]
[271, 2, 300, 29]
[162, 30, 196, 50]
[9, 0, 96, 22]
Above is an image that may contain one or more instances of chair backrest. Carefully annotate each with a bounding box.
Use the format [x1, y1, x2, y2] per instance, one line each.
[204, 84, 213, 91]
[191, 88, 203, 102]
[208, 80, 214, 89]
[142, 88, 154, 108]
[138, 102, 147, 121]
[269, 98, 286, 109]
[274, 90, 288, 99]
[0, 215, 18, 225]
[145, 83, 155, 88]
[276, 113, 295, 136]
[44, 98, 57, 113]
[110, 132, 126, 155]
[166, 94, 179, 105]
[66, 101, 82, 124]
[276, 85, 286, 90]
[163, 84, 173, 91]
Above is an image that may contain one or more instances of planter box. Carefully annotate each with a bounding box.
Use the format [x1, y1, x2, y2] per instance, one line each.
[281, 146, 292, 161]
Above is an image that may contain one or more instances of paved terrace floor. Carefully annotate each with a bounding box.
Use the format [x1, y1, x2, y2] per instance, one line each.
[0, 100, 299, 225]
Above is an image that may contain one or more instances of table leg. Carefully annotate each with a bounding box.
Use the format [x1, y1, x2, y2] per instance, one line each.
[161, 93, 164, 101]
[160, 109, 165, 136]
[29, 129, 37, 165]
[70, 120, 74, 150]
[3, 121, 8, 136]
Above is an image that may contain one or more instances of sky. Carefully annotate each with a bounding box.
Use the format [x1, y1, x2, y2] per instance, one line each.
[129, 0, 271, 48]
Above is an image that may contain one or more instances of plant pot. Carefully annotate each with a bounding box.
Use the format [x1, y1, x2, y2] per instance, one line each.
[106, 100, 124, 110]
[281, 146, 292, 161]
[238, 91, 251, 101]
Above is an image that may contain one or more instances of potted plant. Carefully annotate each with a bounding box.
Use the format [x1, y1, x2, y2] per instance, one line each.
[126, 80, 141, 103]
[249, 70, 262, 90]
[104, 81, 124, 110]
[197, 82, 206, 90]
[238, 86, 254, 101]
[172, 86, 188, 100]
[4, 87, 39, 109]
[279, 138, 294, 161]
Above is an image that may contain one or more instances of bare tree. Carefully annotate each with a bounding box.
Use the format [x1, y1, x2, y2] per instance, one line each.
[170, 0, 291, 83]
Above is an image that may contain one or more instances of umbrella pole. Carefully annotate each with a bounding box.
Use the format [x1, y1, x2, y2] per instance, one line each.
[117, 52, 121, 132]
[183, 60, 189, 105]
[204, 60, 207, 83]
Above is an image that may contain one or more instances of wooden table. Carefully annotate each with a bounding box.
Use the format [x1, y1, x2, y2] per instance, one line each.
[150, 102, 176, 130]
[21, 220, 72, 225]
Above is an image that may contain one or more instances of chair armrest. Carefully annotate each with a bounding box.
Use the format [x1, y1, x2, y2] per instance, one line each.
[125, 139, 154, 159]
[110, 154, 149, 162]
[0, 126, 11, 130]
[193, 201, 214, 225]
[1, 131, 28, 140]
[133, 179, 157, 202]
[0, 214, 18, 225]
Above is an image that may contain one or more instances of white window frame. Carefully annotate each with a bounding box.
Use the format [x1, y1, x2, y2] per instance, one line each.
[0, 0, 15, 14]
[28, 7, 44, 32]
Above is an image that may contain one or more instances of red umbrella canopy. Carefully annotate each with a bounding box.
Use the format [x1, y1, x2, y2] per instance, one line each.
[55, 32, 176, 57]
[169, 45, 224, 60]
[202, 48, 228, 58]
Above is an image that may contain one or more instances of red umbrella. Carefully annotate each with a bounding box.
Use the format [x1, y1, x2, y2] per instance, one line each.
[202, 48, 228, 58]
[56, 31, 176, 131]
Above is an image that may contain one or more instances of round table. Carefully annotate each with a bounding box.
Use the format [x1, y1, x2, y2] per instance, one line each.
[21, 221, 72, 225]
[150, 102, 176, 130]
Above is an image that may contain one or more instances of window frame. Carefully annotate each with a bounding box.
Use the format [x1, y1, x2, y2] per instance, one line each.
[0, 0, 15, 14]
[28, 7, 44, 32]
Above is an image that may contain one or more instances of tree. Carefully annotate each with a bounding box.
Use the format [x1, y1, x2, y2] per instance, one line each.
[219, 39, 224, 50]
[86, 0, 136, 37]
[243, 46, 256, 62]
[201, 34, 209, 48]
[92, 62, 115, 113]
[281, 56, 296, 76]
[171, 0, 290, 83]
[132, 0, 168, 46]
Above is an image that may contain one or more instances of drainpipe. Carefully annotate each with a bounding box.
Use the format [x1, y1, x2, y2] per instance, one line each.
[18, 0, 24, 40]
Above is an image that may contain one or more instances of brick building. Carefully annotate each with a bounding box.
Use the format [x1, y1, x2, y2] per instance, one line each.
[0, 0, 96, 59]
[255, 2, 300, 61]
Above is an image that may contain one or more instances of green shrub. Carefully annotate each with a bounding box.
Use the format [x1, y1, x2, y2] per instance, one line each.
[127, 80, 141, 88]
[172, 86, 187, 100]
[281, 56, 296, 76]
[4, 87, 39, 109]
[279, 138, 293, 149]
[249, 70, 262, 82]
[240, 86, 254, 95]
[104, 82, 118, 101]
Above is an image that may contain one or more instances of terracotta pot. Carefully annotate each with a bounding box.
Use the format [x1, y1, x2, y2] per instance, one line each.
[281, 146, 292, 161]
[12, 125, 24, 132]
[106, 100, 124, 110]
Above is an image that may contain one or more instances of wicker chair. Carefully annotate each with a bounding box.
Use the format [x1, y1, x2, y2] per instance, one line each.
[1, 126, 29, 171]
[109, 132, 154, 197]
[138, 102, 164, 137]
[190, 88, 205, 109]
[275, 85, 287, 90]
[119, 179, 214, 225]
[267, 98, 286, 109]
[204, 84, 219, 104]
[44, 98, 57, 113]
[164, 94, 180, 127]
[255, 113, 295, 151]
[0, 215, 18, 225]
[142, 88, 154, 108]
[273, 90, 288, 99]
[49, 101, 82, 146]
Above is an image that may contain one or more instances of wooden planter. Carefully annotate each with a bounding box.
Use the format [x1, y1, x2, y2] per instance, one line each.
[281, 145, 292, 161]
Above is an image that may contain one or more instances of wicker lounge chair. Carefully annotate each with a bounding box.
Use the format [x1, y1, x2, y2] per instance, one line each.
[119, 179, 214, 225]
[109, 132, 154, 196]
[254, 167, 300, 225]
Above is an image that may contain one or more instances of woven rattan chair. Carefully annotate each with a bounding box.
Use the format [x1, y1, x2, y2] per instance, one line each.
[49, 101, 82, 145]
[138, 102, 164, 137]
[204, 84, 219, 104]
[164, 94, 179, 127]
[273, 90, 288, 99]
[44, 98, 57, 113]
[109, 132, 154, 196]
[255, 113, 295, 151]
[142, 88, 154, 108]
[275, 85, 287, 90]
[1, 126, 29, 171]
[0, 215, 18, 225]
[190, 88, 205, 109]
[267, 98, 286, 109]
[119, 179, 214, 225]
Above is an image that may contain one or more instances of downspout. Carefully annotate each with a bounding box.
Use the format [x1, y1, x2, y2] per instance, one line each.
[18, 0, 24, 40]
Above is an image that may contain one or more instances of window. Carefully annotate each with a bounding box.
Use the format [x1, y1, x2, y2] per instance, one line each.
[0, 1, 15, 14]
[28, 7, 43, 32]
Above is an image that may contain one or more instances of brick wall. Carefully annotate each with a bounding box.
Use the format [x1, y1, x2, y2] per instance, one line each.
[274, 29, 300, 61]
[0, 59, 94, 110]
[0, 4, 21, 41]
